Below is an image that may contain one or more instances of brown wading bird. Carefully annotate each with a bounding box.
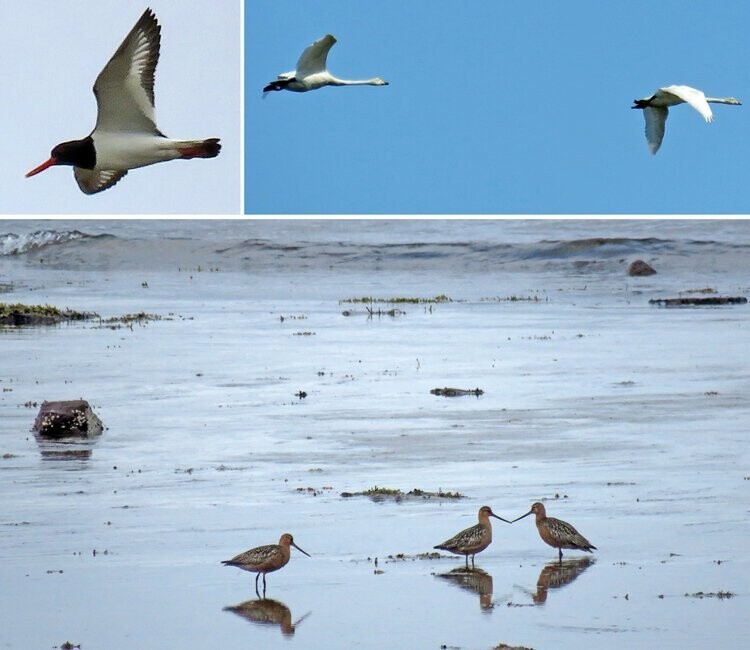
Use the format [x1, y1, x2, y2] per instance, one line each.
[223, 533, 310, 597]
[512, 502, 596, 561]
[434, 506, 511, 568]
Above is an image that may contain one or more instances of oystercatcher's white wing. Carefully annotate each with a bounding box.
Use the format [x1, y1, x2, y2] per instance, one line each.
[74, 168, 128, 195]
[93, 8, 162, 134]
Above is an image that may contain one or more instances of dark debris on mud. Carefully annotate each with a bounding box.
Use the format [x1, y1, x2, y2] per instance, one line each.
[649, 296, 747, 307]
[382, 552, 442, 563]
[684, 591, 735, 599]
[430, 387, 484, 397]
[296, 486, 334, 497]
[95, 312, 166, 329]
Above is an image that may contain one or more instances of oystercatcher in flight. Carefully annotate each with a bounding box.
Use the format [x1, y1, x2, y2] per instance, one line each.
[26, 8, 221, 194]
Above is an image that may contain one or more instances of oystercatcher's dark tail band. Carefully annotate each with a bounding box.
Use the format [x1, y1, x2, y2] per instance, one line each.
[178, 138, 221, 159]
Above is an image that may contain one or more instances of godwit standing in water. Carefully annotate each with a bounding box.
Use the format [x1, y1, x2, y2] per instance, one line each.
[512, 502, 596, 561]
[223, 533, 310, 597]
[434, 506, 511, 568]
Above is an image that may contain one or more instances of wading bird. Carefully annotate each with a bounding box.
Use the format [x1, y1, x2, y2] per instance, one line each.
[512, 501, 596, 561]
[222, 533, 310, 598]
[434, 506, 511, 568]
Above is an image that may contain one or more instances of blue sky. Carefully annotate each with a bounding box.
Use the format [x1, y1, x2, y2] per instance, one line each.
[0, 1, 240, 214]
[246, 1, 750, 214]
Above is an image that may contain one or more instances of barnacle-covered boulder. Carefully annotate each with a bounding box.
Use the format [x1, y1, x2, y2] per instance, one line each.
[33, 400, 103, 439]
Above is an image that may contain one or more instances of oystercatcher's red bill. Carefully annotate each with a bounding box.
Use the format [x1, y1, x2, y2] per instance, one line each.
[26, 158, 58, 178]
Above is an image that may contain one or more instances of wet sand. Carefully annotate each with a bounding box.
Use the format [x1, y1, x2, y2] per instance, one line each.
[1, 222, 748, 649]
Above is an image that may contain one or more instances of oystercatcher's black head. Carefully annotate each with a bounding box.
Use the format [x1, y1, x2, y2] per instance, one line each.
[26, 137, 96, 177]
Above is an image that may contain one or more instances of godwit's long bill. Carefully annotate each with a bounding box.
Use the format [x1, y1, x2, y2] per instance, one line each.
[26, 8, 220, 194]
[512, 501, 596, 561]
[434, 505, 511, 568]
[222, 533, 310, 598]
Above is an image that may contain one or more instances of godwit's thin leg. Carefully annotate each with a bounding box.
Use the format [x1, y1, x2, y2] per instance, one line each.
[254, 572, 261, 598]
[262, 573, 267, 598]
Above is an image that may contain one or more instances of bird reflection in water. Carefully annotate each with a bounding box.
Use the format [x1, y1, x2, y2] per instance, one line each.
[529, 556, 595, 605]
[39, 448, 93, 461]
[223, 598, 311, 637]
[36, 437, 97, 461]
[436, 567, 494, 610]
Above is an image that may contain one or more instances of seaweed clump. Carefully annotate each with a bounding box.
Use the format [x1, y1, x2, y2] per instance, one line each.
[340, 486, 465, 502]
[0, 302, 95, 326]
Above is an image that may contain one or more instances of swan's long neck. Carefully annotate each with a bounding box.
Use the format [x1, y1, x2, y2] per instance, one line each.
[329, 76, 384, 86]
[705, 97, 741, 105]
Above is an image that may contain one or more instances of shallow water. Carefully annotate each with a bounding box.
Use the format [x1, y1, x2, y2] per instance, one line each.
[1, 220, 748, 649]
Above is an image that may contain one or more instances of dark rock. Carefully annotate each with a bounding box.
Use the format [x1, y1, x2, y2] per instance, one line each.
[33, 400, 103, 439]
[627, 260, 657, 276]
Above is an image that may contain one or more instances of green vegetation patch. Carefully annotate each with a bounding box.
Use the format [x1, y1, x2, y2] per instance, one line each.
[340, 294, 453, 304]
[97, 312, 165, 329]
[383, 552, 442, 563]
[681, 287, 718, 295]
[481, 294, 545, 302]
[102, 311, 163, 324]
[0, 302, 96, 326]
[340, 485, 465, 502]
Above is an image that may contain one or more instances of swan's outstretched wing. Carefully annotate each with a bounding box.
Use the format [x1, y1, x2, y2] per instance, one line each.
[296, 34, 336, 78]
[662, 85, 713, 122]
[644, 106, 668, 154]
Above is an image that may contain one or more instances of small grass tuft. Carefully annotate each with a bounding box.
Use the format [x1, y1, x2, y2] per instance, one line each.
[340, 295, 453, 304]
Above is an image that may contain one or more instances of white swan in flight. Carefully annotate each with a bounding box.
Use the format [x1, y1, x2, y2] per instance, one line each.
[263, 34, 388, 94]
[632, 85, 741, 154]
